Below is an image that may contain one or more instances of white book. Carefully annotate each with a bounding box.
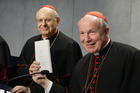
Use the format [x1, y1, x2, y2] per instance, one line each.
[35, 40, 53, 73]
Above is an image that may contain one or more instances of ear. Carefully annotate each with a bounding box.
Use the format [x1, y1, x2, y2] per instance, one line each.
[56, 17, 60, 24]
[105, 26, 109, 35]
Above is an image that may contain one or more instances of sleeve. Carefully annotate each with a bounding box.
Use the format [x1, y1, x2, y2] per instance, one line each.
[30, 82, 45, 93]
[50, 82, 67, 93]
[49, 52, 84, 93]
[4, 41, 11, 66]
[30, 82, 67, 93]
[127, 51, 140, 93]
[0, 37, 11, 83]
[57, 41, 82, 86]
[17, 42, 30, 76]
[49, 59, 82, 93]
[0, 43, 7, 65]
[15, 41, 33, 86]
[0, 39, 11, 66]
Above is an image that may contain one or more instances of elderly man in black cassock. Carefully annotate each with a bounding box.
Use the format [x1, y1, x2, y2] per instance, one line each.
[11, 5, 82, 93]
[30, 11, 140, 93]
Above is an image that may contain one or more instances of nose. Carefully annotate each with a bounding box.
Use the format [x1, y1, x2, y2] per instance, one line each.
[42, 20, 47, 27]
[85, 34, 91, 43]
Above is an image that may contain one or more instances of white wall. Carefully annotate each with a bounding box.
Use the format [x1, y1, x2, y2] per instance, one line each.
[0, 0, 139, 56]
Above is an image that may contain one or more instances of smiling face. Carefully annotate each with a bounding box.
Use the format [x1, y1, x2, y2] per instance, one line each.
[78, 15, 109, 53]
[36, 8, 60, 38]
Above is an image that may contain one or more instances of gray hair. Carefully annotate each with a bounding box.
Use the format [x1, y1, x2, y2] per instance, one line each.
[97, 17, 109, 32]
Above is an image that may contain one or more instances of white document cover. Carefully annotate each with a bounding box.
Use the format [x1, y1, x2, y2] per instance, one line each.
[35, 40, 53, 73]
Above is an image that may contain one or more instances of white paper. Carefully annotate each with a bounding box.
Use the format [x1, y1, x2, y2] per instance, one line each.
[35, 40, 53, 73]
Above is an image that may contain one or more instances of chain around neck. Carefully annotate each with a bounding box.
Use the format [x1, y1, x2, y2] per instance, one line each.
[50, 31, 59, 48]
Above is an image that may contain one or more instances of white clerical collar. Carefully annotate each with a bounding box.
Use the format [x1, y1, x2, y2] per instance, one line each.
[103, 38, 110, 49]
[43, 38, 47, 40]
[93, 38, 110, 56]
[94, 52, 100, 56]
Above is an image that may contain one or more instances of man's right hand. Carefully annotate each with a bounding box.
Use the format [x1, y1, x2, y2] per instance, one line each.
[29, 61, 51, 89]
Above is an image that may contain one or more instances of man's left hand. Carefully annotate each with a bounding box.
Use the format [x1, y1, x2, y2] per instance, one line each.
[11, 86, 30, 93]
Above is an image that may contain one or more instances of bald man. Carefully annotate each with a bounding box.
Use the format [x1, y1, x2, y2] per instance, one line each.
[11, 5, 82, 93]
[31, 11, 140, 93]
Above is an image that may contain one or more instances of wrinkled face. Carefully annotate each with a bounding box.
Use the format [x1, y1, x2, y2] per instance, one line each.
[78, 15, 109, 53]
[36, 8, 59, 38]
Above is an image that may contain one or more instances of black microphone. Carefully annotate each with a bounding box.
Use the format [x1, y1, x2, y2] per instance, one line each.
[31, 70, 49, 76]
[7, 70, 49, 85]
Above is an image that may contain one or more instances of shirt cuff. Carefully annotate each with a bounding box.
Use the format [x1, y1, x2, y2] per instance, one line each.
[45, 80, 53, 93]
